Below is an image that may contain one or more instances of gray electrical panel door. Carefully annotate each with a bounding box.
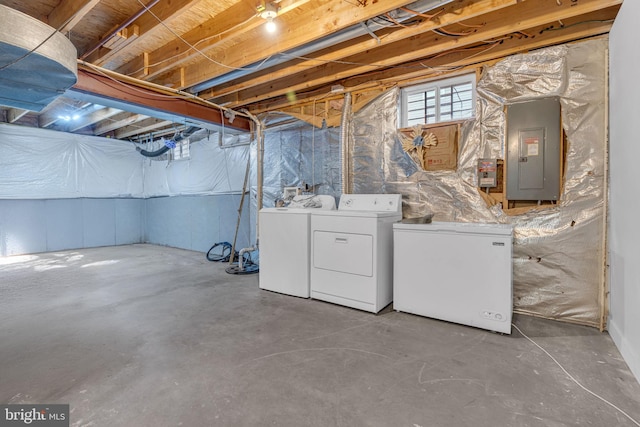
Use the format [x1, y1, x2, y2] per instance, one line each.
[506, 98, 561, 201]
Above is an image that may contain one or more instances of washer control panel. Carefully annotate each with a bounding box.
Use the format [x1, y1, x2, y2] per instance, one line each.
[338, 194, 402, 213]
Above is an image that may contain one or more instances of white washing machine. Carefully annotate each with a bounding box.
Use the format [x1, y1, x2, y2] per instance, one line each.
[393, 222, 513, 334]
[259, 195, 336, 298]
[310, 194, 402, 313]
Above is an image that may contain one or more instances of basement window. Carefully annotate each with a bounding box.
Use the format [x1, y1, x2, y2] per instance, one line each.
[400, 74, 476, 127]
[171, 139, 190, 161]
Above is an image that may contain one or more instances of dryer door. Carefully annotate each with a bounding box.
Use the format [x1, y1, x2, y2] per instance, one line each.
[313, 231, 373, 277]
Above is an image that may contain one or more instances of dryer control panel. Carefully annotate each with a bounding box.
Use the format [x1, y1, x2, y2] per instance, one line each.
[338, 194, 402, 213]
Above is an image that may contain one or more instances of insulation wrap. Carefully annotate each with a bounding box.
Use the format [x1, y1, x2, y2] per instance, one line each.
[348, 38, 607, 326]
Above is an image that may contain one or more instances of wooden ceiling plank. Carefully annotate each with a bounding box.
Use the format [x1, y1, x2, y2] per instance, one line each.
[150, 0, 434, 89]
[200, 0, 518, 100]
[48, 0, 101, 34]
[86, 0, 202, 65]
[117, 0, 312, 79]
[216, 0, 620, 108]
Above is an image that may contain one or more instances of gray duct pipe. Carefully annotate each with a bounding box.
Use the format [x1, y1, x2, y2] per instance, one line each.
[189, 0, 453, 94]
[136, 125, 200, 157]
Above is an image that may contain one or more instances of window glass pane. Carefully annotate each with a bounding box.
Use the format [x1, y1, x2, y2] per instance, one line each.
[402, 75, 475, 126]
[407, 92, 425, 102]
[405, 89, 436, 125]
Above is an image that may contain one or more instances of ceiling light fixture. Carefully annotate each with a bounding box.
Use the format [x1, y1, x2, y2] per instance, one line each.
[259, 2, 278, 33]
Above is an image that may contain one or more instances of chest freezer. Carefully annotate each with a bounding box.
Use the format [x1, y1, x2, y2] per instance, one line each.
[393, 222, 513, 334]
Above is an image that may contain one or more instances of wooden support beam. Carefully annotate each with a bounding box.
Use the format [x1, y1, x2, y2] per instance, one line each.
[71, 68, 251, 131]
[217, 0, 620, 109]
[48, 0, 101, 34]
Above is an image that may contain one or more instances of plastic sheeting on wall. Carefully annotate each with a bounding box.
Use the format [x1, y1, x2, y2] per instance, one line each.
[0, 124, 144, 198]
[0, 124, 251, 199]
[348, 38, 607, 327]
[140, 131, 250, 198]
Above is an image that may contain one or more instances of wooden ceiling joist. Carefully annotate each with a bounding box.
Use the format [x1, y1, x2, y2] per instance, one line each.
[213, 0, 621, 109]
[117, 0, 312, 80]
[94, 113, 149, 135]
[199, 0, 519, 101]
[68, 107, 122, 132]
[154, 0, 436, 90]
[257, 15, 614, 115]
[115, 118, 173, 139]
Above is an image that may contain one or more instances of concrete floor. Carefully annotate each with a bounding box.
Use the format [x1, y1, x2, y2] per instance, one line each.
[1, 244, 639, 427]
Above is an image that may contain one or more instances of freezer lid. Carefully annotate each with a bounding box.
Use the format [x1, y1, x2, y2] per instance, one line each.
[393, 221, 513, 236]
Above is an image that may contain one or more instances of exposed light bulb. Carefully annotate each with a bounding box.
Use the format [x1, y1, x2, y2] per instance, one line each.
[260, 2, 278, 33]
[265, 17, 276, 33]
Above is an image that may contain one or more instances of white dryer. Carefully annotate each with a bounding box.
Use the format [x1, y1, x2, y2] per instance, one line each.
[259, 195, 336, 298]
[310, 194, 402, 313]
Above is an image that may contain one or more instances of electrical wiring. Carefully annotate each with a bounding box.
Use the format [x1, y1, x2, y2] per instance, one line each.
[540, 19, 615, 34]
[135, 0, 273, 72]
[432, 27, 472, 37]
[512, 323, 640, 427]
[456, 21, 485, 29]
[383, 12, 411, 28]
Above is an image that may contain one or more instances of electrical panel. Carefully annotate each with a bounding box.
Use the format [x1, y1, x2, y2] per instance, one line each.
[506, 98, 561, 201]
[477, 158, 497, 188]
